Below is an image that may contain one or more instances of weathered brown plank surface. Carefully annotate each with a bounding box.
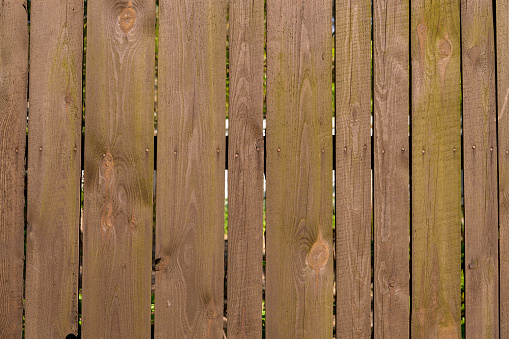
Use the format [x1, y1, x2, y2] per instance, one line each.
[82, 0, 155, 337]
[335, 1, 372, 337]
[497, 1, 509, 337]
[155, 1, 226, 337]
[0, 0, 28, 337]
[227, 0, 264, 338]
[411, 0, 462, 337]
[24, 1, 83, 337]
[373, 0, 410, 337]
[265, 0, 333, 337]
[461, 1, 498, 337]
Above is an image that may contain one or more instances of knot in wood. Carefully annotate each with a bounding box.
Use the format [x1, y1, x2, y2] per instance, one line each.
[119, 7, 136, 33]
[307, 240, 329, 269]
[417, 23, 427, 35]
[102, 152, 114, 169]
[206, 306, 216, 319]
[469, 45, 481, 64]
[439, 39, 452, 57]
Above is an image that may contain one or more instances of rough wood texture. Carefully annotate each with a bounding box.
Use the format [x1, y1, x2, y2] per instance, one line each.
[411, 0, 462, 337]
[461, 1, 498, 337]
[373, 0, 410, 337]
[335, 1, 372, 337]
[155, 1, 226, 337]
[265, 1, 333, 337]
[0, 0, 28, 337]
[24, 1, 83, 337]
[82, 0, 155, 337]
[227, 0, 264, 338]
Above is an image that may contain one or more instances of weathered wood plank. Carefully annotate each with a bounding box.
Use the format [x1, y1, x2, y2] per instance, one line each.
[265, 0, 333, 337]
[82, 0, 155, 337]
[227, 0, 264, 338]
[461, 1, 498, 337]
[497, 1, 509, 337]
[155, 0, 227, 337]
[373, 0, 410, 337]
[0, 0, 28, 337]
[24, 1, 83, 337]
[335, 1, 372, 337]
[411, 0, 462, 337]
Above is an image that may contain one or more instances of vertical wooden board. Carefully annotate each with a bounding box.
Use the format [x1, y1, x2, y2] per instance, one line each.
[373, 0, 410, 337]
[24, 0, 83, 337]
[411, 0, 462, 337]
[82, 0, 155, 337]
[227, 0, 264, 338]
[335, 1, 372, 337]
[265, 0, 333, 337]
[498, 2, 509, 337]
[0, 0, 28, 337]
[461, 1, 498, 337]
[155, 0, 226, 337]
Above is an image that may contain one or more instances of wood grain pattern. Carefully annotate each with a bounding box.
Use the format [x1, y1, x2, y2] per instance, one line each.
[373, 0, 410, 337]
[411, 0, 462, 337]
[24, 1, 83, 337]
[82, 0, 155, 337]
[227, 0, 264, 338]
[335, 1, 372, 337]
[0, 0, 28, 337]
[497, 2, 509, 337]
[265, 0, 333, 337]
[155, 1, 226, 337]
[461, 1, 498, 337]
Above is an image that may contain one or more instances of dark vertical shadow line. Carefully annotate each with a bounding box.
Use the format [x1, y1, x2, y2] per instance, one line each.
[458, 2, 465, 337]
[331, 1, 336, 338]
[78, 0, 87, 337]
[151, 1, 159, 338]
[492, 0, 501, 337]
[370, 1, 374, 337]
[262, 1, 268, 337]
[408, 0, 412, 336]
[23, 1, 31, 337]
[224, 1, 230, 337]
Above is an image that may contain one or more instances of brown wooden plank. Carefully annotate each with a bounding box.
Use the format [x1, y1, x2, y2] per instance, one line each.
[227, 0, 264, 338]
[0, 0, 28, 337]
[372, 0, 410, 337]
[411, 0, 462, 337]
[335, 0, 372, 337]
[24, 1, 83, 337]
[461, 1, 498, 337]
[265, 0, 333, 337]
[82, 0, 155, 337]
[497, 1, 509, 337]
[154, 0, 227, 337]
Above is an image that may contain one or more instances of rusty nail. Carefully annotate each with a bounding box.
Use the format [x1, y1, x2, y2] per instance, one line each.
[145, 148, 149, 152]
[469, 262, 476, 269]
[217, 148, 220, 153]
[472, 145, 476, 149]
[235, 153, 238, 158]
[422, 149, 425, 154]
[401, 147, 405, 151]
[277, 148, 281, 152]
[39, 147, 42, 151]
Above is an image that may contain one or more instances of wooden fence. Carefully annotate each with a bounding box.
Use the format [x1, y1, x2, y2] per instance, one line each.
[0, 0, 506, 338]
